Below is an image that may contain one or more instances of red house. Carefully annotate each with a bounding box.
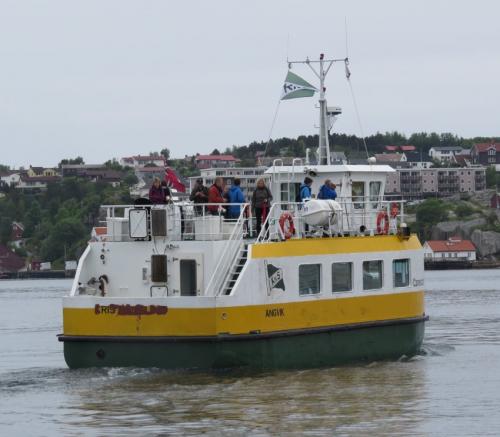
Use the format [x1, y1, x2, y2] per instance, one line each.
[471, 142, 500, 165]
[11, 222, 24, 240]
[0, 244, 25, 273]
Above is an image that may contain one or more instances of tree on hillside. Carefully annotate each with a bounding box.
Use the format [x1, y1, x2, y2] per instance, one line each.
[486, 166, 497, 188]
[0, 164, 10, 172]
[160, 148, 170, 160]
[415, 199, 449, 240]
[211, 148, 221, 155]
[58, 157, 84, 167]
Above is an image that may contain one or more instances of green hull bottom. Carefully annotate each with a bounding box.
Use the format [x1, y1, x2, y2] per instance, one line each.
[61, 319, 425, 370]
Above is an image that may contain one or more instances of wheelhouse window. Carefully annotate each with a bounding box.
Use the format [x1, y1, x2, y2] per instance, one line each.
[363, 260, 383, 290]
[369, 181, 382, 209]
[299, 264, 321, 295]
[393, 258, 410, 287]
[332, 262, 352, 292]
[352, 182, 365, 209]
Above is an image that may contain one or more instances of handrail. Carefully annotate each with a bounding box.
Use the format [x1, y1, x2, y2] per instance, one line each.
[205, 204, 248, 296]
[254, 199, 407, 243]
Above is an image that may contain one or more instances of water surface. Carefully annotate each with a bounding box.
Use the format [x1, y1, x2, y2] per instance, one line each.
[1, 271, 499, 436]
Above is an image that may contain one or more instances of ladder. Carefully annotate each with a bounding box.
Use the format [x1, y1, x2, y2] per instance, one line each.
[221, 243, 248, 295]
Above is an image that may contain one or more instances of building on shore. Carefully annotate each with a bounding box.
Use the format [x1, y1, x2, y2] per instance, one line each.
[0, 244, 25, 274]
[385, 167, 486, 198]
[423, 237, 476, 261]
[194, 154, 240, 169]
[189, 167, 269, 200]
[470, 142, 500, 166]
[428, 146, 464, 164]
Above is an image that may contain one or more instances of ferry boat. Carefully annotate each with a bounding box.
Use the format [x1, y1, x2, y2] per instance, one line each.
[58, 54, 426, 369]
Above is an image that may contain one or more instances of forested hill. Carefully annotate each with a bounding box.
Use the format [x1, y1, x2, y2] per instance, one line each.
[0, 179, 133, 267]
[216, 132, 499, 166]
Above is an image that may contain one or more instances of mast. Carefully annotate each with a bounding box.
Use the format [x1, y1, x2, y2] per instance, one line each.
[288, 53, 347, 165]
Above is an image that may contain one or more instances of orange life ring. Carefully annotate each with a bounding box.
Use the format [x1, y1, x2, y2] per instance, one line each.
[376, 211, 389, 235]
[390, 202, 399, 218]
[279, 212, 295, 239]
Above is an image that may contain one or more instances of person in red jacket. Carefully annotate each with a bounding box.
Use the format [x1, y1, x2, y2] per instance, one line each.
[207, 177, 226, 215]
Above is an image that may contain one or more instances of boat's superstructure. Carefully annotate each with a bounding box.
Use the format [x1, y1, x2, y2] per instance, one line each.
[59, 53, 426, 369]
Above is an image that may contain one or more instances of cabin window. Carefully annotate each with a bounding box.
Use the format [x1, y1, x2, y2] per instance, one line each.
[369, 181, 382, 209]
[393, 258, 410, 287]
[299, 264, 321, 295]
[180, 259, 197, 296]
[352, 182, 365, 209]
[332, 262, 352, 292]
[363, 260, 383, 290]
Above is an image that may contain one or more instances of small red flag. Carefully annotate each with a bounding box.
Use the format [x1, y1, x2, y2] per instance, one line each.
[164, 168, 186, 193]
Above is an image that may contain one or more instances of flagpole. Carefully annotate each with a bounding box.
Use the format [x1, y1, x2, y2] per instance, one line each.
[288, 54, 347, 165]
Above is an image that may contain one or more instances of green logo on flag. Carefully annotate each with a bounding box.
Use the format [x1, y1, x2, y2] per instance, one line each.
[281, 71, 317, 100]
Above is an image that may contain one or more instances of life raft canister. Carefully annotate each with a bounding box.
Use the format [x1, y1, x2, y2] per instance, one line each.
[279, 212, 295, 240]
[376, 211, 389, 235]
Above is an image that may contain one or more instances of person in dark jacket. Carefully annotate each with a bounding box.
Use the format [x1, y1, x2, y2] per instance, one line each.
[149, 177, 165, 204]
[318, 179, 337, 200]
[299, 177, 313, 201]
[252, 178, 273, 234]
[207, 177, 226, 215]
[228, 178, 245, 219]
[190, 178, 209, 214]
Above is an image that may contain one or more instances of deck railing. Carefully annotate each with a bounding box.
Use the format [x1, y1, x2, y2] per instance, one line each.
[256, 199, 407, 243]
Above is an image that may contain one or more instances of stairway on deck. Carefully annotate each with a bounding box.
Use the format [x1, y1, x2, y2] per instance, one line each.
[221, 243, 248, 295]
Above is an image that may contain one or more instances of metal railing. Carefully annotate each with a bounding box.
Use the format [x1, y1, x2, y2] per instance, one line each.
[256, 198, 407, 243]
[205, 205, 248, 296]
[98, 203, 252, 242]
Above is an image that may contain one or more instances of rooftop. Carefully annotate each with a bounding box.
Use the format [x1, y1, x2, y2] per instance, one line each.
[195, 155, 239, 161]
[426, 238, 476, 252]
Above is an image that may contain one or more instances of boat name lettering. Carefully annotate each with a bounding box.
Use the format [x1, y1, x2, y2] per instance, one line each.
[265, 308, 285, 318]
[412, 278, 424, 287]
[94, 304, 168, 316]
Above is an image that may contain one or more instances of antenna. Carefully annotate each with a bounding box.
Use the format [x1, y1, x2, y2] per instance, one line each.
[288, 54, 345, 165]
[344, 17, 349, 59]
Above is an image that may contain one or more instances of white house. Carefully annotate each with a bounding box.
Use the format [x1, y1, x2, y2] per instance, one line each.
[428, 146, 464, 163]
[423, 237, 476, 261]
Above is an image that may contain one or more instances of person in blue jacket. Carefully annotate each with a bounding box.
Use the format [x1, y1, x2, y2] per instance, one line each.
[299, 177, 313, 202]
[227, 178, 245, 219]
[318, 179, 337, 200]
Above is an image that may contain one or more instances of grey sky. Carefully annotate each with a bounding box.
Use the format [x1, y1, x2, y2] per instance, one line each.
[1, 0, 499, 168]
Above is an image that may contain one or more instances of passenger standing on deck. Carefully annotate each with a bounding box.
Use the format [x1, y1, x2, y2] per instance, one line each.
[299, 177, 313, 202]
[228, 178, 245, 219]
[149, 177, 165, 204]
[317, 179, 337, 200]
[190, 178, 209, 214]
[207, 177, 226, 215]
[252, 178, 273, 234]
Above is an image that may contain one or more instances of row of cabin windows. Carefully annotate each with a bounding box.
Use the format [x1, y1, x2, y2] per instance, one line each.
[298, 259, 410, 295]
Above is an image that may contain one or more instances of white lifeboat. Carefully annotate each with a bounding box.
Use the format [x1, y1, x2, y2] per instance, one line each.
[301, 199, 342, 226]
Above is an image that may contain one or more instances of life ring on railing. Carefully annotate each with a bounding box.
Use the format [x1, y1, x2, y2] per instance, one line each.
[376, 211, 389, 235]
[279, 212, 295, 240]
[390, 202, 399, 219]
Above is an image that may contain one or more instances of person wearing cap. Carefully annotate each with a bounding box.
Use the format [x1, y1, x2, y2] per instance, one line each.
[299, 177, 313, 202]
[190, 178, 209, 215]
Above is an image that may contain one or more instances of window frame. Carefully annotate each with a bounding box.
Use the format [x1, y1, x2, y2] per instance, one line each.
[393, 258, 410, 288]
[362, 260, 383, 290]
[331, 262, 353, 293]
[298, 263, 322, 296]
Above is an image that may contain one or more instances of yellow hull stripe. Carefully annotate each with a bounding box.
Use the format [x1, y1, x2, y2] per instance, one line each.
[250, 234, 422, 259]
[63, 290, 424, 337]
